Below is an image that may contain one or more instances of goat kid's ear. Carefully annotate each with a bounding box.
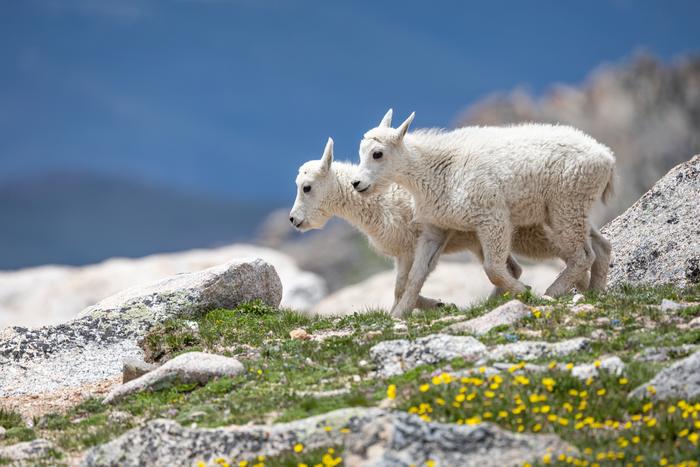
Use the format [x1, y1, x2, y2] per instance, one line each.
[379, 108, 393, 128]
[396, 112, 415, 139]
[320, 137, 334, 172]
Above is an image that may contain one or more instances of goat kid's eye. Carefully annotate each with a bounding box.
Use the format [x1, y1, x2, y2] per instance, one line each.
[373, 151, 383, 160]
[303, 186, 311, 193]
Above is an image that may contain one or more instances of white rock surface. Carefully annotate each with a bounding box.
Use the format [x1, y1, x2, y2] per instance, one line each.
[311, 261, 561, 316]
[370, 334, 487, 377]
[104, 352, 244, 403]
[445, 300, 530, 335]
[0, 258, 280, 396]
[0, 244, 326, 329]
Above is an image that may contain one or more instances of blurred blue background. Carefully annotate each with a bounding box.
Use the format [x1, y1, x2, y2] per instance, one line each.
[1, 0, 699, 268]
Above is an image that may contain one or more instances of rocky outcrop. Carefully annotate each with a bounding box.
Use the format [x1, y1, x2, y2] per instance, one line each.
[0, 244, 325, 328]
[104, 352, 244, 403]
[630, 350, 700, 400]
[0, 259, 281, 396]
[81, 407, 573, 467]
[603, 155, 700, 288]
[312, 262, 560, 316]
[445, 300, 531, 335]
[370, 334, 487, 378]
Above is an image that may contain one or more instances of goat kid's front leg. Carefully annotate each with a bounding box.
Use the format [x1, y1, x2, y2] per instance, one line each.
[393, 255, 445, 311]
[391, 225, 450, 318]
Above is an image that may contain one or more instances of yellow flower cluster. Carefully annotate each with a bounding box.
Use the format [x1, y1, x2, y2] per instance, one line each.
[389, 359, 700, 466]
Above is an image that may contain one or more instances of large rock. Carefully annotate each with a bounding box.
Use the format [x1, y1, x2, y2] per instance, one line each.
[603, 155, 700, 288]
[0, 244, 325, 328]
[629, 350, 700, 400]
[312, 262, 560, 316]
[370, 334, 487, 378]
[104, 352, 244, 404]
[446, 300, 530, 335]
[81, 408, 573, 467]
[0, 258, 281, 396]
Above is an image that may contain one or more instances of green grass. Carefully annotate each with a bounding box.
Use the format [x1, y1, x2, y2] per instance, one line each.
[21, 285, 700, 464]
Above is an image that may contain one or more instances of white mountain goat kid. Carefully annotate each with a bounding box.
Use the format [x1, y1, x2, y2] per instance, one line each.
[289, 138, 605, 311]
[353, 110, 615, 316]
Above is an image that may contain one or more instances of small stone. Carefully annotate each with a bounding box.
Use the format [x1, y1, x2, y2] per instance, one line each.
[570, 356, 625, 380]
[122, 358, 158, 384]
[363, 331, 383, 341]
[590, 329, 607, 340]
[660, 299, 682, 312]
[445, 300, 530, 335]
[571, 293, 584, 304]
[358, 359, 368, 367]
[289, 328, 311, 340]
[352, 375, 361, 383]
[108, 411, 131, 424]
[689, 317, 700, 329]
[571, 304, 596, 314]
[392, 322, 408, 332]
[595, 317, 610, 326]
[104, 352, 245, 404]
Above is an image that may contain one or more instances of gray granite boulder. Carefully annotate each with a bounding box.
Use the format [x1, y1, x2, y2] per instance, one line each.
[445, 300, 531, 335]
[105, 352, 244, 403]
[0, 259, 281, 397]
[81, 407, 573, 467]
[630, 350, 700, 400]
[603, 155, 700, 288]
[370, 334, 487, 378]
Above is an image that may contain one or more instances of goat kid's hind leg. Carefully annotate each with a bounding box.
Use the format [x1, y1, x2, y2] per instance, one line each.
[391, 225, 450, 318]
[394, 253, 446, 311]
[589, 226, 612, 291]
[544, 202, 597, 297]
[478, 218, 528, 295]
[489, 255, 524, 299]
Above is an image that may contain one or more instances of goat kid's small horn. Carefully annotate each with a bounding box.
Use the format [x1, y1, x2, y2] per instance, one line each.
[379, 108, 393, 128]
[321, 137, 334, 171]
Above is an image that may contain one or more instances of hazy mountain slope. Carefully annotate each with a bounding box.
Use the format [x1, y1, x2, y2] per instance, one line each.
[0, 172, 274, 269]
[457, 54, 700, 222]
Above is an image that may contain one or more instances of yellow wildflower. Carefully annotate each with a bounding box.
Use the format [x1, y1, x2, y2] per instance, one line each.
[294, 443, 304, 453]
[387, 384, 397, 400]
[542, 453, 552, 464]
[324, 425, 333, 432]
[419, 384, 430, 392]
[593, 360, 601, 368]
[426, 460, 436, 467]
[239, 462, 248, 467]
[647, 385, 657, 395]
[618, 377, 628, 385]
[689, 432, 699, 445]
[596, 388, 606, 396]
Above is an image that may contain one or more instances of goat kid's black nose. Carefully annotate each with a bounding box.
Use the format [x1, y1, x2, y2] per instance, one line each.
[289, 216, 295, 224]
[351, 180, 361, 188]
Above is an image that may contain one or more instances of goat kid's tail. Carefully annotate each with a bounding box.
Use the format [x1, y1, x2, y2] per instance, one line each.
[601, 166, 616, 205]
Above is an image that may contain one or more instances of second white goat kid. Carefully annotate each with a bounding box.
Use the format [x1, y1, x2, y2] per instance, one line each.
[290, 138, 603, 311]
[353, 110, 615, 316]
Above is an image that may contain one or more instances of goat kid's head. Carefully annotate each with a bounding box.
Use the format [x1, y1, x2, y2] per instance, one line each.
[353, 108, 414, 195]
[289, 137, 336, 231]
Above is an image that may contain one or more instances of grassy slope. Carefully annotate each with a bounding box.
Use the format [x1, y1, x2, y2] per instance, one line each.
[1, 286, 699, 466]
